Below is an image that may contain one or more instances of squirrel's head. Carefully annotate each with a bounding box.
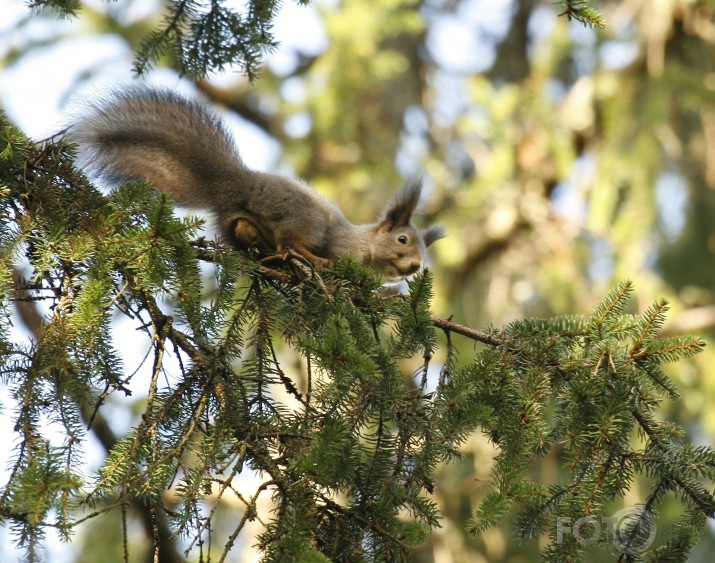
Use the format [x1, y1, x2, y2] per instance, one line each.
[368, 180, 445, 283]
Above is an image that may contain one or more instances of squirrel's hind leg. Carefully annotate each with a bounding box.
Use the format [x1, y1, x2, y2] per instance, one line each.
[230, 219, 329, 271]
[230, 218, 274, 254]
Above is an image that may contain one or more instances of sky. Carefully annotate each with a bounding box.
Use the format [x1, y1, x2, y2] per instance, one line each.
[0, 0, 329, 167]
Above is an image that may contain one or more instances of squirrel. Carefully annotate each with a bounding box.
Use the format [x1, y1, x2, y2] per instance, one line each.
[69, 87, 445, 282]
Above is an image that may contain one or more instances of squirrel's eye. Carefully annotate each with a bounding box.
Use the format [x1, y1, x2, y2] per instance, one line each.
[398, 235, 408, 244]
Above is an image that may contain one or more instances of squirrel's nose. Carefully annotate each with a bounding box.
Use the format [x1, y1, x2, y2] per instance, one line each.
[404, 261, 421, 275]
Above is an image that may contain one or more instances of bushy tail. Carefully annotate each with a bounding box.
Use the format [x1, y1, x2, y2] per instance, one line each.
[70, 87, 245, 208]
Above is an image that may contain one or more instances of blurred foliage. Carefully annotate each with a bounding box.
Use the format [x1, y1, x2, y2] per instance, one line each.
[2, 0, 715, 561]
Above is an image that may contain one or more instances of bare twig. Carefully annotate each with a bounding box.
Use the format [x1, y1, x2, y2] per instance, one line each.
[431, 316, 502, 347]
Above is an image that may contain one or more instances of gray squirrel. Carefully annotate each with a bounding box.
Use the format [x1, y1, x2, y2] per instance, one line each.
[70, 87, 445, 281]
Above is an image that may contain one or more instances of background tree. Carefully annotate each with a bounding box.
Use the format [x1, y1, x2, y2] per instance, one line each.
[1, 0, 714, 561]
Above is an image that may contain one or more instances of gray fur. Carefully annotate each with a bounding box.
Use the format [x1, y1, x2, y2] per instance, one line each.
[70, 87, 445, 281]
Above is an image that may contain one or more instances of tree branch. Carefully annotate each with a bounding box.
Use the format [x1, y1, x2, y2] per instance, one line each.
[431, 316, 502, 346]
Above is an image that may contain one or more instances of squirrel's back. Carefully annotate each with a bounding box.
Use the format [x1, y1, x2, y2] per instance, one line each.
[70, 87, 246, 209]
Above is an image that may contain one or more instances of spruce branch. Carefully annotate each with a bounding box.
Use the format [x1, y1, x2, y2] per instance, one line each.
[26, 0, 80, 19]
[32, 0, 285, 78]
[2, 126, 713, 561]
[557, 1, 607, 29]
[430, 316, 502, 346]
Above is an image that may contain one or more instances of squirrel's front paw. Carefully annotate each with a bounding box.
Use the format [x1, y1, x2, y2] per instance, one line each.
[282, 247, 328, 271]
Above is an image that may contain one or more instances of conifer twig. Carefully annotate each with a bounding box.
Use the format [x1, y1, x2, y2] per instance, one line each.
[431, 316, 502, 347]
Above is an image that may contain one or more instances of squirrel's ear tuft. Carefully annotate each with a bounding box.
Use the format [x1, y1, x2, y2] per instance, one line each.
[423, 224, 446, 248]
[378, 179, 422, 231]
